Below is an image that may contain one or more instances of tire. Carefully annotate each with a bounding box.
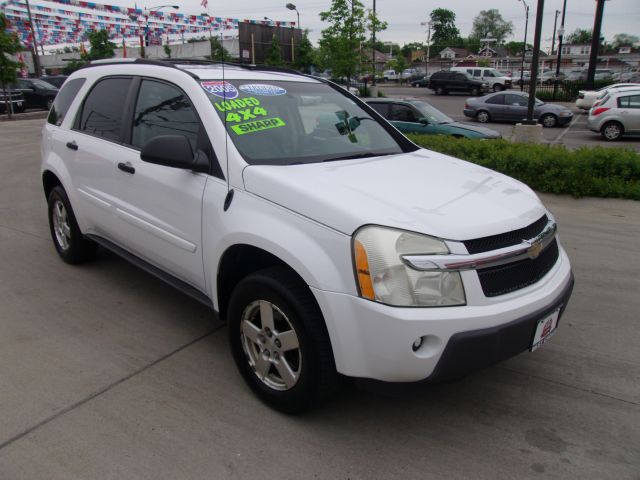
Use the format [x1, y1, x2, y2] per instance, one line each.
[228, 266, 339, 413]
[435, 86, 445, 95]
[47, 185, 97, 264]
[493, 84, 503, 92]
[476, 110, 491, 123]
[540, 113, 558, 128]
[46, 98, 54, 110]
[471, 87, 480, 96]
[601, 121, 623, 141]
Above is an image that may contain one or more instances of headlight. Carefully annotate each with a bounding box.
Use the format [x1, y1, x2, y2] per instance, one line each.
[559, 111, 572, 117]
[353, 226, 466, 307]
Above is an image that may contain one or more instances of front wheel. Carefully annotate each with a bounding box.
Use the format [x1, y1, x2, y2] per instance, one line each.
[540, 113, 558, 128]
[435, 86, 445, 95]
[47, 186, 97, 264]
[228, 267, 339, 413]
[46, 98, 54, 110]
[493, 84, 503, 92]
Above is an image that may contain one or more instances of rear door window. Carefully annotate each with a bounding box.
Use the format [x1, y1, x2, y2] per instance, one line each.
[78, 77, 133, 142]
[48, 78, 86, 126]
[486, 94, 505, 105]
[368, 102, 390, 118]
[390, 104, 419, 122]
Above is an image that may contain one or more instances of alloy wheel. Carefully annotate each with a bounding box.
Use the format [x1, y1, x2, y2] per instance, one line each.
[603, 123, 621, 140]
[240, 300, 302, 391]
[52, 200, 71, 251]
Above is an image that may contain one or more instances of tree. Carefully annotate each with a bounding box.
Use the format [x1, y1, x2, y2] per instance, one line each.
[0, 13, 22, 118]
[612, 33, 639, 48]
[430, 8, 459, 47]
[294, 30, 315, 73]
[163, 44, 171, 58]
[504, 41, 533, 56]
[265, 35, 282, 66]
[565, 28, 592, 45]
[319, 0, 385, 81]
[81, 30, 116, 61]
[470, 9, 514, 43]
[209, 36, 230, 61]
[400, 42, 425, 58]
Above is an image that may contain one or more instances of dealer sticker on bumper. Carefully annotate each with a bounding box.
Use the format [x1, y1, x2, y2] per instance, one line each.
[530, 308, 561, 352]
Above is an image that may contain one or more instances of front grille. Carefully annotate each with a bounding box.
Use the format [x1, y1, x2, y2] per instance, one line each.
[477, 239, 559, 297]
[464, 215, 549, 254]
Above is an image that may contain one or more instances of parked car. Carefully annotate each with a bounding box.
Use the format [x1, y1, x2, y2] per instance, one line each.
[0, 88, 25, 113]
[565, 70, 586, 82]
[382, 69, 399, 82]
[41, 75, 69, 88]
[464, 91, 574, 127]
[41, 59, 574, 412]
[576, 83, 640, 110]
[594, 69, 613, 81]
[365, 97, 501, 139]
[401, 68, 421, 81]
[538, 70, 565, 84]
[10, 78, 58, 110]
[451, 67, 512, 92]
[428, 71, 490, 96]
[588, 88, 640, 140]
[410, 75, 430, 87]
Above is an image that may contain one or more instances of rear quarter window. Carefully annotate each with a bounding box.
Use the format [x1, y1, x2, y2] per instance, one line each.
[47, 78, 86, 127]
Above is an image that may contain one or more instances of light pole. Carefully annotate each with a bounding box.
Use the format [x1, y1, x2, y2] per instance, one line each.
[263, 16, 274, 24]
[586, 0, 608, 89]
[24, 0, 42, 76]
[553, 0, 567, 100]
[420, 20, 432, 77]
[518, 0, 529, 91]
[285, 3, 300, 29]
[142, 5, 178, 53]
[551, 10, 560, 55]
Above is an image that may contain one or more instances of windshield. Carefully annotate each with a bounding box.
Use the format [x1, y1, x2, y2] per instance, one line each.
[203, 80, 403, 165]
[412, 101, 453, 124]
[31, 79, 57, 89]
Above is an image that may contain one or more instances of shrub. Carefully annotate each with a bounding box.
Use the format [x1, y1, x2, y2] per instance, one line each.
[406, 134, 640, 200]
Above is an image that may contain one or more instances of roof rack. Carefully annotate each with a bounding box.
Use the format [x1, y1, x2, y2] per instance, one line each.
[80, 57, 306, 79]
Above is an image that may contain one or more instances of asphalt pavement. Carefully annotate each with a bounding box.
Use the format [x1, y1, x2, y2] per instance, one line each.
[1, 119, 639, 479]
[378, 85, 640, 151]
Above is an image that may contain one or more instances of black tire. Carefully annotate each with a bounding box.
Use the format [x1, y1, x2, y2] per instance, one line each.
[47, 185, 97, 264]
[540, 113, 558, 128]
[476, 110, 491, 123]
[601, 121, 623, 141]
[471, 87, 480, 96]
[228, 266, 339, 413]
[435, 86, 445, 95]
[46, 98, 54, 111]
[493, 84, 503, 92]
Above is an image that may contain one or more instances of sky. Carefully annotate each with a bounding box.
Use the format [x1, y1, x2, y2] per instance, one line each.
[29, 0, 640, 50]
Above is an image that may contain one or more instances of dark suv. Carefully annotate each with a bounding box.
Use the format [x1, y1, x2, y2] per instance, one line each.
[428, 71, 489, 96]
[10, 78, 59, 110]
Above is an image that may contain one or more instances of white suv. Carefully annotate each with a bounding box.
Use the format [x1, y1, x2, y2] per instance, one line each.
[42, 59, 574, 412]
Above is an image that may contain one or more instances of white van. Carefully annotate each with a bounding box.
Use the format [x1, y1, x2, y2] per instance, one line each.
[451, 67, 512, 92]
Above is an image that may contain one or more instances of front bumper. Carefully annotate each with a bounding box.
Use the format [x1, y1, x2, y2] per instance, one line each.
[557, 114, 574, 126]
[311, 244, 573, 383]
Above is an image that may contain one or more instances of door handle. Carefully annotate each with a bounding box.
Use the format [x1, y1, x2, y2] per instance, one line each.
[117, 162, 135, 174]
[66, 141, 78, 151]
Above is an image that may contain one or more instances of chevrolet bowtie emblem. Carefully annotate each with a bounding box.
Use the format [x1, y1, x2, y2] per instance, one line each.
[527, 239, 543, 259]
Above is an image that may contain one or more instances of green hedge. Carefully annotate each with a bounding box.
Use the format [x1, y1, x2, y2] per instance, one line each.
[406, 134, 640, 200]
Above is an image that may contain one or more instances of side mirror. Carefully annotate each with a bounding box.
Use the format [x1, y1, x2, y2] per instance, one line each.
[418, 117, 430, 125]
[140, 135, 208, 173]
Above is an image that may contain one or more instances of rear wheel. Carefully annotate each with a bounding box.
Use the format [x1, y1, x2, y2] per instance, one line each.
[47, 186, 97, 264]
[540, 113, 558, 128]
[476, 110, 491, 123]
[601, 121, 623, 141]
[228, 267, 339, 413]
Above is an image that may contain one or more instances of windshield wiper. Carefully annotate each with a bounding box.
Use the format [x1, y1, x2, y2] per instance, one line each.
[323, 152, 395, 162]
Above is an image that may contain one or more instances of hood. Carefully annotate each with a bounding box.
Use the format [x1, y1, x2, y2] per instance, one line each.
[242, 150, 546, 241]
[445, 121, 501, 138]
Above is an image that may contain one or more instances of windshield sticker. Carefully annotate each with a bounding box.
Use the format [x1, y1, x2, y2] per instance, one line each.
[214, 97, 261, 112]
[239, 84, 287, 96]
[230, 117, 286, 135]
[200, 81, 238, 99]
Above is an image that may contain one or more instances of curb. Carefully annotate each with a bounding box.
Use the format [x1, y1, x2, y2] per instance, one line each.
[1, 111, 48, 122]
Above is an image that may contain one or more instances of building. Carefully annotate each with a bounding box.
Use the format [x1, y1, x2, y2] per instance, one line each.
[439, 47, 470, 60]
[561, 44, 591, 56]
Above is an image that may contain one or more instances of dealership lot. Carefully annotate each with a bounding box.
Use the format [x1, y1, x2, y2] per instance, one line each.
[1, 119, 639, 479]
[379, 85, 640, 151]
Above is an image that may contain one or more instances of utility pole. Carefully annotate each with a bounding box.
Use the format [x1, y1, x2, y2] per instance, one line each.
[371, 0, 376, 86]
[24, 0, 42, 77]
[551, 10, 560, 55]
[586, 0, 607, 89]
[553, 0, 567, 100]
[425, 21, 431, 77]
[525, 0, 545, 124]
[518, 0, 529, 92]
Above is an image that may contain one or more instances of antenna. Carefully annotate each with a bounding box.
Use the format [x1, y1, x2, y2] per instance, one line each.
[221, 31, 234, 211]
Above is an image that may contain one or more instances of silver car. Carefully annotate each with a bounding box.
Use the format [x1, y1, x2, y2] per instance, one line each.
[464, 91, 573, 128]
[588, 88, 640, 140]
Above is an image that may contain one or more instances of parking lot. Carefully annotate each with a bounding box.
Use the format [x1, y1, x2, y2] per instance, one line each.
[1, 118, 639, 479]
[378, 85, 640, 151]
